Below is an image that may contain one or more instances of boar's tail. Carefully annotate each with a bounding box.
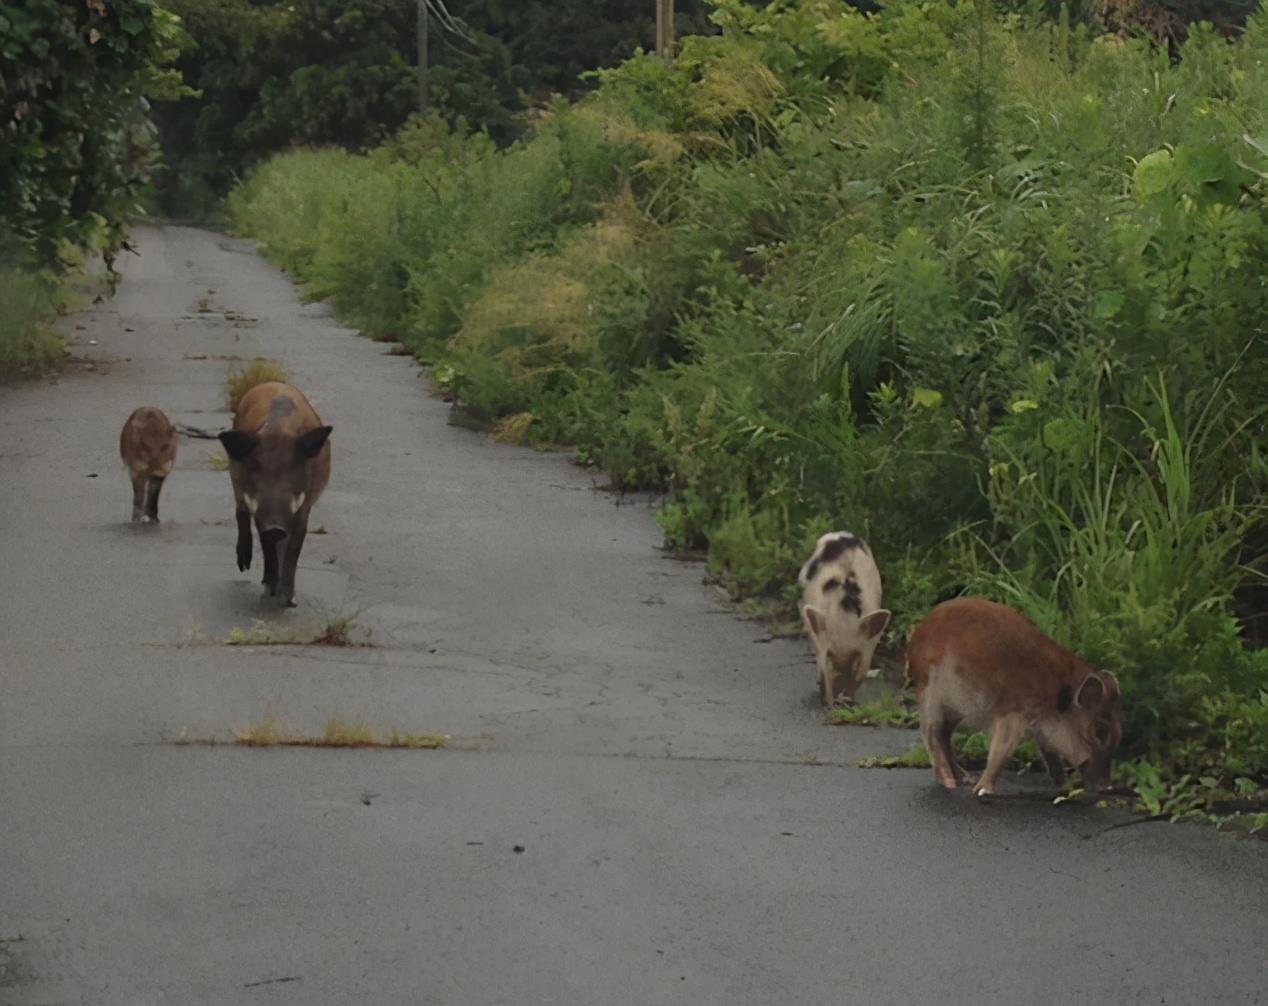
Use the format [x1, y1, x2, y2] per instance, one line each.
[174, 423, 223, 440]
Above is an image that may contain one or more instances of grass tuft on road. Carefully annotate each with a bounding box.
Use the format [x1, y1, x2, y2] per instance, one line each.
[235, 714, 447, 749]
[224, 610, 369, 647]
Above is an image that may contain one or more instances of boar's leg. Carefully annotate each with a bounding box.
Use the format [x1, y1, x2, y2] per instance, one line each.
[259, 525, 280, 597]
[975, 714, 1026, 797]
[235, 508, 253, 571]
[276, 522, 307, 608]
[920, 706, 961, 790]
[130, 473, 147, 522]
[143, 476, 165, 523]
[1038, 743, 1066, 788]
[936, 716, 975, 788]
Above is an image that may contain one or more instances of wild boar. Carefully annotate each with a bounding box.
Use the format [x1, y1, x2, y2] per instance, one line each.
[798, 531, 892, 706]
[119, 406, 177, 523]
[905, 597, 1123, 797]
[218, 381, 331, 607]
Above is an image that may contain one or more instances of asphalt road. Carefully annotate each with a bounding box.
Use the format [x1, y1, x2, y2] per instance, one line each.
[1, 226, 1263, 1006]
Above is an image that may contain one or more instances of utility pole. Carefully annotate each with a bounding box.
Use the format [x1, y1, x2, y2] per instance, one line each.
[417, 0, 429, 113]
[656, 0, 674, 60]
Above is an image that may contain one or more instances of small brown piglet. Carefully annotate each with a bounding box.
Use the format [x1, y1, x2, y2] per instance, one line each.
[906, 597, 1122, 798]
[119, 406, 177, 522]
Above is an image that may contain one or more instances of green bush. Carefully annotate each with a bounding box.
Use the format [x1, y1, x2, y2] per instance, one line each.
[0, 0, 182, 264]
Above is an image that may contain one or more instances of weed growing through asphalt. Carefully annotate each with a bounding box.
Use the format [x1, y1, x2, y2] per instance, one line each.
[309, 610, 361, 646]
[858, 746, 932, 770]
[206, 450, 228, 470]
[234, 714, 447, 749]
[827, 693, 918, 728]
[224, 609, 369, 647]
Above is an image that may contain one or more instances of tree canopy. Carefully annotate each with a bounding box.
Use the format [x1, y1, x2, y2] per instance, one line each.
[1, 0, 181, 263]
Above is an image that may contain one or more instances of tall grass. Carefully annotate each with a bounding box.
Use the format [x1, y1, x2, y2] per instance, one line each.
[0, 267, 62, 377]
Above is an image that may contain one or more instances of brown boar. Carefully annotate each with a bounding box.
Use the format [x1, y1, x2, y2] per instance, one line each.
[218, 382, 331, 607]
[905, 597, 1122, 797]
[799, 531, 891, 706]
[119, 406, 177, 523]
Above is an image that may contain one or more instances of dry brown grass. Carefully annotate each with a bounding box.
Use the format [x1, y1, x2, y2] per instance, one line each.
[449, 191, 644, 384]
[225, 357, 289, 414]
[490, 412, 535, 445]
[234, 714, 446, 749]
[309, 610, 359, 646]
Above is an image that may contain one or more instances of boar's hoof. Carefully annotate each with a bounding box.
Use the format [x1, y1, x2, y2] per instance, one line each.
[973, 785, 995, 798]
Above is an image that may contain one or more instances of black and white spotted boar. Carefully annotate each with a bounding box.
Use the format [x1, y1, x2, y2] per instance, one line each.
[798, 531, 891, 706]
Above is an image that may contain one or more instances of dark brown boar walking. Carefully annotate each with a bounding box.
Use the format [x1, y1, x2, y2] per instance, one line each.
[218, 382, 331, 607]
[905, 597, 1123, 797]
[119, 406, 177, 523]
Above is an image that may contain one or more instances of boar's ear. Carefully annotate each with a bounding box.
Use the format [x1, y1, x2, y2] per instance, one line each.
[1100, 670, 1121, 697]
[859, 609, 891, 640]
[296, 425, 332, 458]
[802, 605, 827, 643]
[1075, 672, 1107, 710]
[218, 430, 259, 461]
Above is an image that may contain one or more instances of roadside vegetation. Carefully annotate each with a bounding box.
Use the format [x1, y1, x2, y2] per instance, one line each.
[227, 0, 1268, 825]
[0, 0, 182, 378]
[0, 268, 64, 377]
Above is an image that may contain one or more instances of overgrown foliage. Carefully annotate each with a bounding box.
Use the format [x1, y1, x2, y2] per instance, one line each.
[1, 0, 182, 375]
[1, 0, 182, 262]
[0, 268, 63, 377]
[155, 0, 715, 214]
[230, 0, 1268, 818]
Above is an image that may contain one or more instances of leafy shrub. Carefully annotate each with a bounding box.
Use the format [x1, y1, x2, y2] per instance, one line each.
[0, 0, 182, 264]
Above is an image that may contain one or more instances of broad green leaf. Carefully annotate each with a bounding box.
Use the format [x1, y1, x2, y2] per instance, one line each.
[1093, 290, 1124, 320]
[1042, 418, 1085, 452]
[1132, 149, 1173, 200]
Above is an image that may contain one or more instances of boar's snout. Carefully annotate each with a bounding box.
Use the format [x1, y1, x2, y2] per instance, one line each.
[1080, 754, 1115, 793]
[1073, 669, 1123, 793]
[259, 526, 287, 546]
